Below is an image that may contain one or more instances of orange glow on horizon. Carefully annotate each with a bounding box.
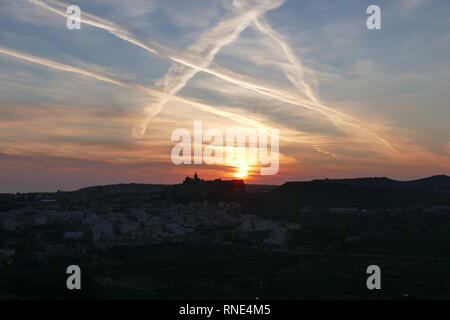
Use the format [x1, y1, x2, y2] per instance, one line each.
[233, 162, 251, 179]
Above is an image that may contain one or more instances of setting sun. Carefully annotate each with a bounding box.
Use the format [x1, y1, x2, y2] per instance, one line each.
[234, 164, 251, 179]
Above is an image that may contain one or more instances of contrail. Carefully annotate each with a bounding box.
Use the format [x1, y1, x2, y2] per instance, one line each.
[136, 0, 285, 136]
[137, 0, 337, 157]
[233, 0, 319, 103]
[27, 0, 394, 150]
[231, 0, 394, 151]
[0, 46, 298, 142]
[0, 47, 124, 86]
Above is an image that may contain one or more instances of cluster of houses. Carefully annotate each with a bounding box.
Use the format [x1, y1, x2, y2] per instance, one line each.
[0, 199, 302, 265]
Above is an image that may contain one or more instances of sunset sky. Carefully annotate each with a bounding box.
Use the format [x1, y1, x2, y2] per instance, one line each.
[1, 0, 450, 192]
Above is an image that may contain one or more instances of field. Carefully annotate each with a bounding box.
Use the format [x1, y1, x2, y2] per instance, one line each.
[1, 240, 450, 299]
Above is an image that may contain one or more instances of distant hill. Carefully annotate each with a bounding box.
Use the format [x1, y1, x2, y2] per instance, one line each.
[76, 183, 170, 194]
[311, 175, 450, 193]
[71, 175, 450, 208]
[270, 175, 450, 208]
[400, 175, 450, 192]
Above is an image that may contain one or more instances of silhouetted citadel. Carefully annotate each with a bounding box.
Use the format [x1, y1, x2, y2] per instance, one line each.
[178, 172, 246, 202]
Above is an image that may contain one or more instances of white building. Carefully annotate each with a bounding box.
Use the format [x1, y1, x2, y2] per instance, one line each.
[68, 211, 85, 222]
[241, 220, 253, 232]
[253, 219, 278, 231]
[263, 228, 288, 247]
[286, 223, 301, 230]
[35, 215, 48, 226]
[165, 223, 185, 236]
[82, 213, 99, 225]
[118, 221, 140, 234]
[92, 221, 114, 237]
[329, 208, 358, 214]
[63, 231, 84, 239]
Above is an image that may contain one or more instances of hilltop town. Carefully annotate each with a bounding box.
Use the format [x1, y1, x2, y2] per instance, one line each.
[1, 174, 450, 299]
[0, 174, 300, 269]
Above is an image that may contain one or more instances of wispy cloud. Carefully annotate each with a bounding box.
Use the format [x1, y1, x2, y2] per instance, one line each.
[0, 46, 282, 137]
[136, 0, 285, 135]
[26, 0, 395, 152]
[395, 0, 434, 15]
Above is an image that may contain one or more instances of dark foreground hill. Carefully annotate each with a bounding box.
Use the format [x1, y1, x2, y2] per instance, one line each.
[269, 175, 450, 209]
[4, 175, 447, 212]
[310, 175, 450, 192]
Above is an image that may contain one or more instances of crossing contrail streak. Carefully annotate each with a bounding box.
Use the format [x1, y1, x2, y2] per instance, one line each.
[0, 46, 304, 143]
[140, 0, 337, 157]
[136, 0, 285, 136]
[233, 0, 319, 103]
[232, 0, 393, 151]
[27, 0, 394, 150]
